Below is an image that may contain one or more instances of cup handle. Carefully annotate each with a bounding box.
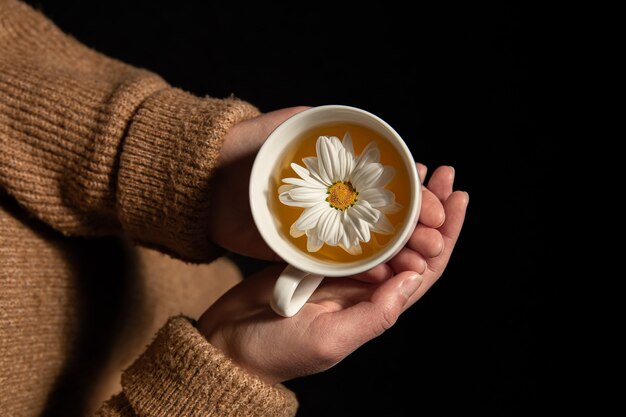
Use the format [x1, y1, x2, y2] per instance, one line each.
[271, 265, 324, 317]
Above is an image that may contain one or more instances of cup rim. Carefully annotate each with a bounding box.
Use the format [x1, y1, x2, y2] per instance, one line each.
[249, 105, 421, 277]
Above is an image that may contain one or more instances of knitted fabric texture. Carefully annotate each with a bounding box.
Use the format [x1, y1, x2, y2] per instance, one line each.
[0, 0, 297, 415]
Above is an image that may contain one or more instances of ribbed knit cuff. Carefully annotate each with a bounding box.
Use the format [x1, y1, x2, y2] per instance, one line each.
[117, 90, 260, 262]
[121, 316, 298, 417]
[96, 393, 135, 417]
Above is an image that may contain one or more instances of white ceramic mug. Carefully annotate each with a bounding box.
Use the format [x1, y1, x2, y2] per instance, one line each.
[249, 105, 421, 317]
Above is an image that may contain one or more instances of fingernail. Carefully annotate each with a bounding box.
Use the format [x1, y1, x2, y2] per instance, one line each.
[449, 166, 455, 181]
[400, 273, 423, 298]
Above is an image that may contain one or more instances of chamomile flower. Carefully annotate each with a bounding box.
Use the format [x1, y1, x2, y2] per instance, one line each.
[279, 133, 401, 255]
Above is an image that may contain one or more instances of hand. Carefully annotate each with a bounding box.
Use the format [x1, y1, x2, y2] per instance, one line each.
[354, 165, 468, 310]
[208, 106, 310, 260]
[197, 165, 468, 385]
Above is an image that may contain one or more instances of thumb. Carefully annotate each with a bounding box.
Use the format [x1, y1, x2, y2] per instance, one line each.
[330, 271, 423, 351]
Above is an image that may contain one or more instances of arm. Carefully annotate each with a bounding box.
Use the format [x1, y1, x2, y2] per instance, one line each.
[0, 0, 258, 261]
[95, 317, 297, 417]
[1, 2, 298, 416]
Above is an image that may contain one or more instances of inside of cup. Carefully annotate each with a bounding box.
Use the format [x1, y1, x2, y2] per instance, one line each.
[250, 105, 421, 277]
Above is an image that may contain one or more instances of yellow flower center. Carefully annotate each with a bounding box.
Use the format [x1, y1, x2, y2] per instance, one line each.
[326, 181, 358, 210]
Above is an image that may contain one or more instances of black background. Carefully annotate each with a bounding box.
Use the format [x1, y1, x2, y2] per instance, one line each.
[24, 1, 559, 415]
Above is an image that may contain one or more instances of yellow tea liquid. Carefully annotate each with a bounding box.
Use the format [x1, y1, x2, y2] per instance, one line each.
[270, 122, 412, 263]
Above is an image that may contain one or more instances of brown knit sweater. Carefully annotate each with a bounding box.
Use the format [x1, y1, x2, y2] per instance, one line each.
[0, 1, 298, 416]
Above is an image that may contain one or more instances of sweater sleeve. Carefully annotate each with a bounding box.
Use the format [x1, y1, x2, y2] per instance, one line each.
[94, 316, 298, 417]
[0, 0, 259, 261]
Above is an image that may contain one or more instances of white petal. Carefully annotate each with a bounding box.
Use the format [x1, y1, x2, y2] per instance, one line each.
[371, 214, 395, 235]
[353, 141, 380, 172]
[346, 207, 371, 243]
[333, 213, 346, 248]
[331, 136, 344, 151]
[345, 147, 355, 180]
[352, 163, 384, 193]
[345, 222, 361, 248]
[327, 136, 346, 180]
[339, 211, 352, 249]
[282, 177, 326, 189]
[306, 229, 323, 252]
[342, 132, 355, 157]
[290, 162, 310, 179]
[288, 187, 327, 203]
[343, 210, 362, 241]
[351, 200, 380, 224]
[337, 147, 353, 182]
[302, 157, 328, 185]
[336, 147, 346, 181]
[290, 222, 305, 238]
[340, 211, 364, 252]
[317, 136, 342, 183]
[295, 202, 327, 230]
[290, 163, 327, 187]
[339, 241, 362, 255]
[318, 207, 341, 246]
[371, 166, 395, 188]
[316, 136, 333, 184]
[356, 218, 371, 243]
[381, 202, 403, 214]
[359, 188, 395, 208]
[279, 186, 316, 207]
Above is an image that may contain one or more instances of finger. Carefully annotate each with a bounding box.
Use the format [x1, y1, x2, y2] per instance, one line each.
[407, 225, 444, 258]
[427, 166, 455, 203]
[419, 186, 445, 228]
[424, 191, 469, 278]
[438, 191, 469, 241]
[350, 263, 394, 283]
[260, 106, 311, 135]
[404, 191, 469, 310]
[416, 163, 427, 184]
[322, 271, 423, 349]
[387, 247, 427, 275]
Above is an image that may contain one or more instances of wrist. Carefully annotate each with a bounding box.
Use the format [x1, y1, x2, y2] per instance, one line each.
[196, 318, 282, 386]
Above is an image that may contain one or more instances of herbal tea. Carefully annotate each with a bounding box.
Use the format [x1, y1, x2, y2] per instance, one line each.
[271, 123, 411, 263]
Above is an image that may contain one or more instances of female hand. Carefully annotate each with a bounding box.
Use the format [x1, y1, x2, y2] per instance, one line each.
[208, 107, 309, 260]
[197, 165, 468, 385]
